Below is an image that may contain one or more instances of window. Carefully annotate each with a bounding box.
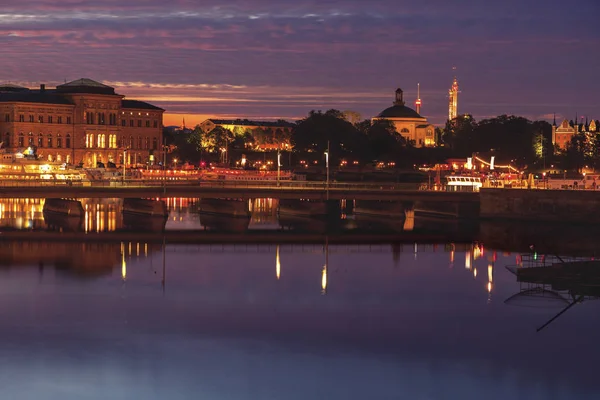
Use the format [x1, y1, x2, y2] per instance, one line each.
[130, 120, 134, 127]
[144, 137, 149, 149]
[109, 134, 117, 148]
[129, 136, 134, 148]
[19, 114, 24, 122]
[400, 128, 410, 133]
[38, 134, 43, 148]
[29, 115, 34, 123]
[86, 133, 94, 148]
[97, 113, 105, 125]
[4, 114, 9, 122]
[97, 134, 106, 148]
[66, 116, 71, 124]
[137, 120, 142, 127]
[137, 136, 142, 149]
[57, 134, 62, 148]
[48, 116, 53, 124]
[66, 134, 71, 148]
[18, 133, 24, 147]
[153, 120, 158, 128]
[152, 137, 158, 150]
[121, 119, 126, 127]
[57, 116, 62, 124]
[145, 120, 150, 128]
[28, 132, 33, 146]
[47, 134, 53, 148]
[38, 116, 43, 123]
[5, 132, 10, 147]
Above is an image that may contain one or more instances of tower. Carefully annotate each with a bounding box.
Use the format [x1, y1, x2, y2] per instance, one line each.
[415, 83, 422, 114]
[448, 76, 459, 120]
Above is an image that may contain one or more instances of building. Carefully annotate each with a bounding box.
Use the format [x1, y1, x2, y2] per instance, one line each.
[552, 116, 600, 150]
[0, 79, 164, 167]
[373, 88, 436, 147]
[199, 118, 294, 151]
[448, 77, 459, 120]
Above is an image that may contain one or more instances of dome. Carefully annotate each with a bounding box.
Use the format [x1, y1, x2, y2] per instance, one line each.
[376, 87, 424, 119]
[377, 105, 423, 119]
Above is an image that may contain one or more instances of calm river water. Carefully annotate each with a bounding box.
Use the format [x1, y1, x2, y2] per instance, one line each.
[0, 198, 598, 399]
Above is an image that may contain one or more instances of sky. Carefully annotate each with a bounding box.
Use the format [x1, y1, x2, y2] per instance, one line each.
[0, 0, 599, 127]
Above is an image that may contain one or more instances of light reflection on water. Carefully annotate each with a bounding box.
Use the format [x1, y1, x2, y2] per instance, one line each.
[0, 198, 599, 398]
[0, 241, 598, 399]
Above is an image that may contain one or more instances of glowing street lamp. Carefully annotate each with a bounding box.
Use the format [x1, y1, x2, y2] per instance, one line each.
[324, 140, 330, 200]
[277, 150, 282, 187]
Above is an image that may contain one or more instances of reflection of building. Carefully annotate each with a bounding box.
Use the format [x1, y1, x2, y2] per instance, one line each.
[373, 88, 436, 147]
[552, 117, 600, 150]
[199, 119, 294, 151]
[0, 79, 164, 167]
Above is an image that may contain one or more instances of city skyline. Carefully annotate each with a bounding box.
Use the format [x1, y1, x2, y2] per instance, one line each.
[0, 0, 599, 127]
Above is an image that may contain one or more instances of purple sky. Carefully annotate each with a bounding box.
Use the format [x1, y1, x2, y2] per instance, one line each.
[0, 0, 599, 126]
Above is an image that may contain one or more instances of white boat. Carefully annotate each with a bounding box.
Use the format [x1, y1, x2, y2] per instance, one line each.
[446, 175, 483, 192]
[0, 150, 86, 182]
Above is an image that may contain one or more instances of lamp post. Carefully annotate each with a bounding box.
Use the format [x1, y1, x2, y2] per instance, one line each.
[122, 148, 127, 184]
[163, 140, 167, 195]
[277, 150, 281, 187]
[324, 141, 330, 200]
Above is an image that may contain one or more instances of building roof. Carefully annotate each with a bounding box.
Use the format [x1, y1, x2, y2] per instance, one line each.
[376, 88, 425, 120]
[206, 119, 295, 128]
[121, 99, 164, 111]
[377, 105, 424, 119]
[0, 91, 74, 106]
[56, 78, 116, 95]
[0, 83, 29, 92]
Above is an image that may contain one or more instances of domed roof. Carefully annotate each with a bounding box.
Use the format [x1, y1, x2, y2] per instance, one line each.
[376, 88, 424, 119]
[377, 105, 423, 119]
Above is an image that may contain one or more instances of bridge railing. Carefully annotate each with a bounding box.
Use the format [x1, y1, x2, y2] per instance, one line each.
[0, 178, 422, 191]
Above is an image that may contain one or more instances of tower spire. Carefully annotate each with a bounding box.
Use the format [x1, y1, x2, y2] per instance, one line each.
[553, 112, 556, 127]
[415, 83, 422, 114]
[448, 70, 459, 120]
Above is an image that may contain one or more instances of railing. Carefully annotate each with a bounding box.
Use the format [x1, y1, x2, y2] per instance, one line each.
[0, 178, 423, 191]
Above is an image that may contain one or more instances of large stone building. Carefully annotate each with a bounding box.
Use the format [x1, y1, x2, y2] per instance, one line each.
[552, 117, 599, 150]
[0, 79, 164, 167]
[373, 88, 436, 147]
[200, 118, 294, 151]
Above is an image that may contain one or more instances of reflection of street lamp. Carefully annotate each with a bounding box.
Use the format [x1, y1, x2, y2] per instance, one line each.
[220, 148, 226, 164]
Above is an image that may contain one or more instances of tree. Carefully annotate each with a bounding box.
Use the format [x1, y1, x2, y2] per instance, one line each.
[291, 109, 366, 163]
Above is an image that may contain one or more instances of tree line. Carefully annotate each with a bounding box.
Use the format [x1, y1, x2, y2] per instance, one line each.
[165, 110, 593, 171]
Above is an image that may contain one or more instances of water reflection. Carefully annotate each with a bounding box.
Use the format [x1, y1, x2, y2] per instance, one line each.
[0, 235, 599, 399]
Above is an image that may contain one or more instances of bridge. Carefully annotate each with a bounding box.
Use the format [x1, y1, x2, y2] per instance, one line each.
[0, 180, 479, 203]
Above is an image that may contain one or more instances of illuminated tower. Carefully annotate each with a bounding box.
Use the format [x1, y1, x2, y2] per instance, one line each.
[415, 83, 422, 114]
[448, 76, 459, 120]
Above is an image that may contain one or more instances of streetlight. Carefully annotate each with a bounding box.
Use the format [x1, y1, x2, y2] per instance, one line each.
[277, 150, 281, 187]
[122, 148, 127, 183]
[173, 158, 178, 169]
[324, 141, 330, 200]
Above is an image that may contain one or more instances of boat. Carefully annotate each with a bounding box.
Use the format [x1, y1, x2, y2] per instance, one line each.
[445, 175, 483, 192]
[0, 150, 86, 182]
[42, 198, 84, 217]
[122, 198, 168, 217]
[201, 167, 293, 182]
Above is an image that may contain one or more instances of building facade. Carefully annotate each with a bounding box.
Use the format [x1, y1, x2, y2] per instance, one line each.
[200, 118, 294, 151]
[0, 79, 164, 167]
[373, 88, 436, 147]
[552, 117, 600, 150]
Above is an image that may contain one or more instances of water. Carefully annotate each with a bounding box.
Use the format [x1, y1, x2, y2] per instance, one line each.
[0, 198, 599, 399]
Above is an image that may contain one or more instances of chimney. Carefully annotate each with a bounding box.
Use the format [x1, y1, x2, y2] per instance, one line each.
[40, 84, 46, 92]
